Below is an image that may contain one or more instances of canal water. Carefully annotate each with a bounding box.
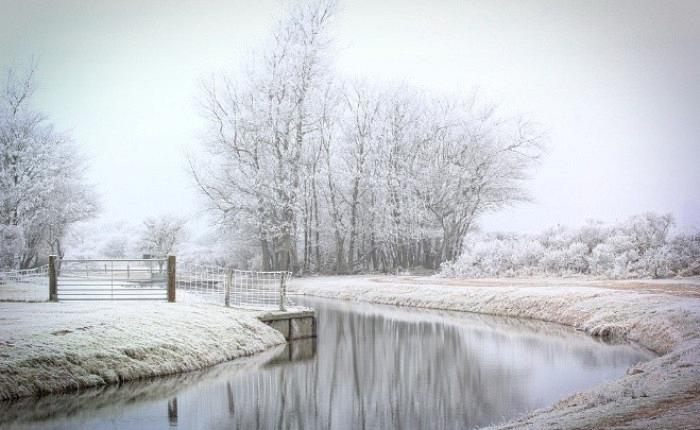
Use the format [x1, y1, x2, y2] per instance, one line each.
[0, 297, 654, 430]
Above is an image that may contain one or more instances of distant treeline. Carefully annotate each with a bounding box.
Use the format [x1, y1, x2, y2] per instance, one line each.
[442, 213, 700, 279]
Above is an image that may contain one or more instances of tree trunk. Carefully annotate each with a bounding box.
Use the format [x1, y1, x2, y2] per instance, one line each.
[312, 177, 321, 272]
[347, 176, 360, 273]
[261, 239, 272, 271]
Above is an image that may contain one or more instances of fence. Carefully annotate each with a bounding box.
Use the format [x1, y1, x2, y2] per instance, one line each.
[50, 256, 173, 302]
[178, 264, 291, 311]
[0, 256, 291, 310]
[0, 265, 48, 284]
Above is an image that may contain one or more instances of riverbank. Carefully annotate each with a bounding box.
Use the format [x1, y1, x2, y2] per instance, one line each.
[0, 301, 286, 401]
[289, 275, 700, 429]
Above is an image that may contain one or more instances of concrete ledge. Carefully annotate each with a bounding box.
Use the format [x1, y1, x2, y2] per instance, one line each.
[258, 307, 316, 341]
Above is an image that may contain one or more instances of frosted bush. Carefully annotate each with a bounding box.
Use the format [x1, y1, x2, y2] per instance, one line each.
[444, 213, 699, 279]
[590, 243, 615, 276]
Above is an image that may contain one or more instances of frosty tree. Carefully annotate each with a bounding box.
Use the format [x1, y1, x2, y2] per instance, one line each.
[138, 216, 186, 258]
[191, 0, 544, 273]
[191, 0, 336, 271]
[0, 64, 98, 269]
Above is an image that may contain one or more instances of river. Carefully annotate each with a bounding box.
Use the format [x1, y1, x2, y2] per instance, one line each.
[0, 296, 654, 430]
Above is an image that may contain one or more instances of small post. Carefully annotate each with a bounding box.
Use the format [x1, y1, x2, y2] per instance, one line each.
[225, 270, 231, 307]
[49, 255, 58, 302]
[167, 255, 176, 303]
[279, 273, 287, 311]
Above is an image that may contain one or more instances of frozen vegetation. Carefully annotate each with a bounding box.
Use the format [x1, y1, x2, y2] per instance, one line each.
[62, 219, 232, 267]
[0, 278, 47, 302]
[0, 65, 98, 271]
[0, 299, 285, 401]
[188, 0, 545, 275]
[291, 275, 700, 429]
[0, 1, 542, 277]
[443, 212, 700, 279]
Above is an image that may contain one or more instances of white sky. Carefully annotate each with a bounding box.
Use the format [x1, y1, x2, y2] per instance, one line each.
[1, 0, 699, 233]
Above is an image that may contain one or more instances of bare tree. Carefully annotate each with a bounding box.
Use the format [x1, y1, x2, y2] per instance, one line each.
[191, 0, 337, 271]
[138, 216, 186, 258]
[101, 237, 129, 258]
[0, 63, 98, 269]
[414, 100, 544, 263]
[190, 2, 544, 274]
[341, 83, 382, 272]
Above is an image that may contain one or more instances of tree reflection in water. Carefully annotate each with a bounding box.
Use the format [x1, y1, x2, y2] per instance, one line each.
[0, 298, 654, 430]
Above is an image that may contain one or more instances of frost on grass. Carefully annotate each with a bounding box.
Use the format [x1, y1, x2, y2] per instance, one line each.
[291, 276, 700, 430]
[0, 301, 285, 401]
[0, 278, 47, 302]
[0, 345, 286, 424]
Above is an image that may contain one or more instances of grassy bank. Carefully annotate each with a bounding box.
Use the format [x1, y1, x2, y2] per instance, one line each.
[0, 301, 285, 400]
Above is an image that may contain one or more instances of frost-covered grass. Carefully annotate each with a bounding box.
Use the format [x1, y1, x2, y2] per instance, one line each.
[0, 278, 48, 302]
[290, 275, 700, 430]
[0, 301, 285, 401]
[0, 344, 287, 425]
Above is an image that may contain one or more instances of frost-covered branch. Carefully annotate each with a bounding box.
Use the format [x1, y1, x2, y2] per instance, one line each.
[0, 63, 98, 269]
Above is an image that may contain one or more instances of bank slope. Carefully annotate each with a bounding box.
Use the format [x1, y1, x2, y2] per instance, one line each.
[0, 302, 286, 400]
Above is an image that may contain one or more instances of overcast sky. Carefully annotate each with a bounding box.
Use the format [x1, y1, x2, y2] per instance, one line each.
[1, 0, 699, 233]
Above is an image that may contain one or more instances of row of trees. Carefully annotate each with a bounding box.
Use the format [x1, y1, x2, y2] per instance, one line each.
[0, 65, 98, 270]
[66, 216, 186, 260]
[441, 213, 700, 279]
[191, 0, 544, 273]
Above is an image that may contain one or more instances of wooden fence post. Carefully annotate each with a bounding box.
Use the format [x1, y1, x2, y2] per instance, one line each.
[49, 255, 58, 302]
[225, 270, 231, 307]
[167, 255, 176, 303]
[279, 273, 287, 311]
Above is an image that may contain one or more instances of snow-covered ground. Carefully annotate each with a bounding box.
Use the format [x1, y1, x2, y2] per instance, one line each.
[0, 299, 285, 401]
[289, 275, 700, 430]
[0, 278, 48, 302]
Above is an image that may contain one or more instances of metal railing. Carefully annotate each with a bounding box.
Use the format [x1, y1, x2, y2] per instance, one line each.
[179, 264, 291, 311]
[54, 258, 170, 301]
[0, 265, 49, 284]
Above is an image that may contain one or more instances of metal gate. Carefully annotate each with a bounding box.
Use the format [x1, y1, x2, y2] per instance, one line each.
[52, 258, 170, 301]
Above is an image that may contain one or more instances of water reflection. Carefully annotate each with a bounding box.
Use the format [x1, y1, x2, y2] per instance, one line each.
[0, 297, 654, 430]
